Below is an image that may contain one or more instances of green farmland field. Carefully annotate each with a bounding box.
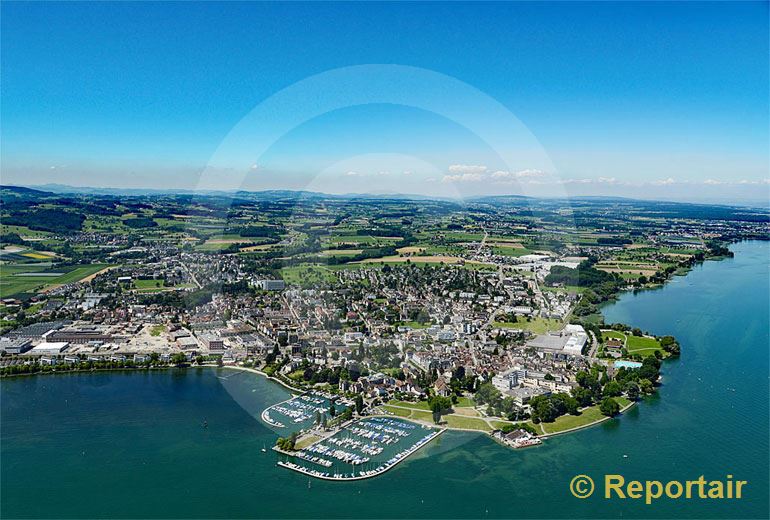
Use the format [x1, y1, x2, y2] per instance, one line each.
[0, 263, 112, 298]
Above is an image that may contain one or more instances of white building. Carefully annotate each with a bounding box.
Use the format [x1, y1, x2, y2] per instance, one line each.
[30, 342, 70, 356]
[257, 279, 285, 291]
[562, 324, 588, 356]
[344, 331, 364, 343]
[492, 369, 520, 392]
[0, 338, 32, 354]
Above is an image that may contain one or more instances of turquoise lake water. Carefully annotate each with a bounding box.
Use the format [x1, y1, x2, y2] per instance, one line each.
[2, 240, 768, 518]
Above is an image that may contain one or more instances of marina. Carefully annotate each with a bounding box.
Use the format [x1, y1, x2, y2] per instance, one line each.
[276, 416, 444, 481]
[261, 391, 350, 433]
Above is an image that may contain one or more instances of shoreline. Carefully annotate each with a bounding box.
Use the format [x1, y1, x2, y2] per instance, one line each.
[603, 246, 737, 304]
[0, 364, 641, 443]
[535, 400, 637, 438]
[0, 364, 188, 379]
[0, 362, 304, 394]
[220, 364, 303, 393]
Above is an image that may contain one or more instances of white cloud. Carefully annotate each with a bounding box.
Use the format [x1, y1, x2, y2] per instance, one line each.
[345, 171, 360, 177]
[736, 178, 770, 185]
[442, 173, 486, 183]
[489, 170, 547, 184]
[448, 164, 488, 174]
[438, 167, 769, 191]
[555, 177, 767, 188]
[515, 168, 548, 179]
[444, 167, 550, 184]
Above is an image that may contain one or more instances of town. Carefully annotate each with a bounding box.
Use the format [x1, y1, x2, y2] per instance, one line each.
[1, 185, 767, 458]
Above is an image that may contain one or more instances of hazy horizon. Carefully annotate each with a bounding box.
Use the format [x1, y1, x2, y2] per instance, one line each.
[4, 180, 769, 209]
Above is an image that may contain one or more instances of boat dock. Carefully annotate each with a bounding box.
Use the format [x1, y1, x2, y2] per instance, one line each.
[276, 417, 444, 481]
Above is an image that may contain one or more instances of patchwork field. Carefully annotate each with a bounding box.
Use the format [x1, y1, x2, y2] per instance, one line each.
[395, 246, 426, 254]
[487, 240, 525, 248]
[357, 255, 484, 265]
[321, 249, 364, 256]
[0, 263, 112, 298]
[492, 246, 533, 257]
[596, 260, 659, 277]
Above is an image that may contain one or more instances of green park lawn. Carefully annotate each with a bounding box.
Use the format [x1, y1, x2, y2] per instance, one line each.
[383, 400, 492, 432]
[294, 434, 322, 450]
[395, 321, 431, 329]
[134, 279, 166, 291]
[381, 405, 413, 418]
[602, 330, 664, 357]
[454, 396, 475, 408]
[388, 397, 475, 412]
[442, 415, 491, 431]
[540, 397, 632, 435]
[279, 264, 338, 287]
[494, 316, 563, 334]
[625, 335, 663, 356]
[381, 406, 435, 424]
[388, 400, 431, 411]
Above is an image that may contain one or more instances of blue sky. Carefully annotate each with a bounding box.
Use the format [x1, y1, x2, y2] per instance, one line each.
[1, 1, 768, 202]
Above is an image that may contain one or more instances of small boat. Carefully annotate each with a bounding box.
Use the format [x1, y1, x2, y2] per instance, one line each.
[261, 444, 267, 453]
[623, 454, 628, 458]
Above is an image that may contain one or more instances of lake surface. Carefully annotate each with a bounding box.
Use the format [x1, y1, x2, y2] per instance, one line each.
[2, 241, 768, 518]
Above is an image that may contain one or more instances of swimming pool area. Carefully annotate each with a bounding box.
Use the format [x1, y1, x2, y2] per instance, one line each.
[614, 360, 643, 369]
[277, 416, 444, 480]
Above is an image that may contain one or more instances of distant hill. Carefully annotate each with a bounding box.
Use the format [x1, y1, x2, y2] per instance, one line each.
[15, 184, 451, 202]
[0, 185, 55, 197]
[3, 183, 767, 222]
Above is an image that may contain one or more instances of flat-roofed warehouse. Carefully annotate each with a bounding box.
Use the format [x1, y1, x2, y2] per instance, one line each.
[0, 338, 33, 354]
[526, 334, 570, 351]
[44, 329, 112, 344]
[7, 321, 67, 340]
[29, 342, 70, 356]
